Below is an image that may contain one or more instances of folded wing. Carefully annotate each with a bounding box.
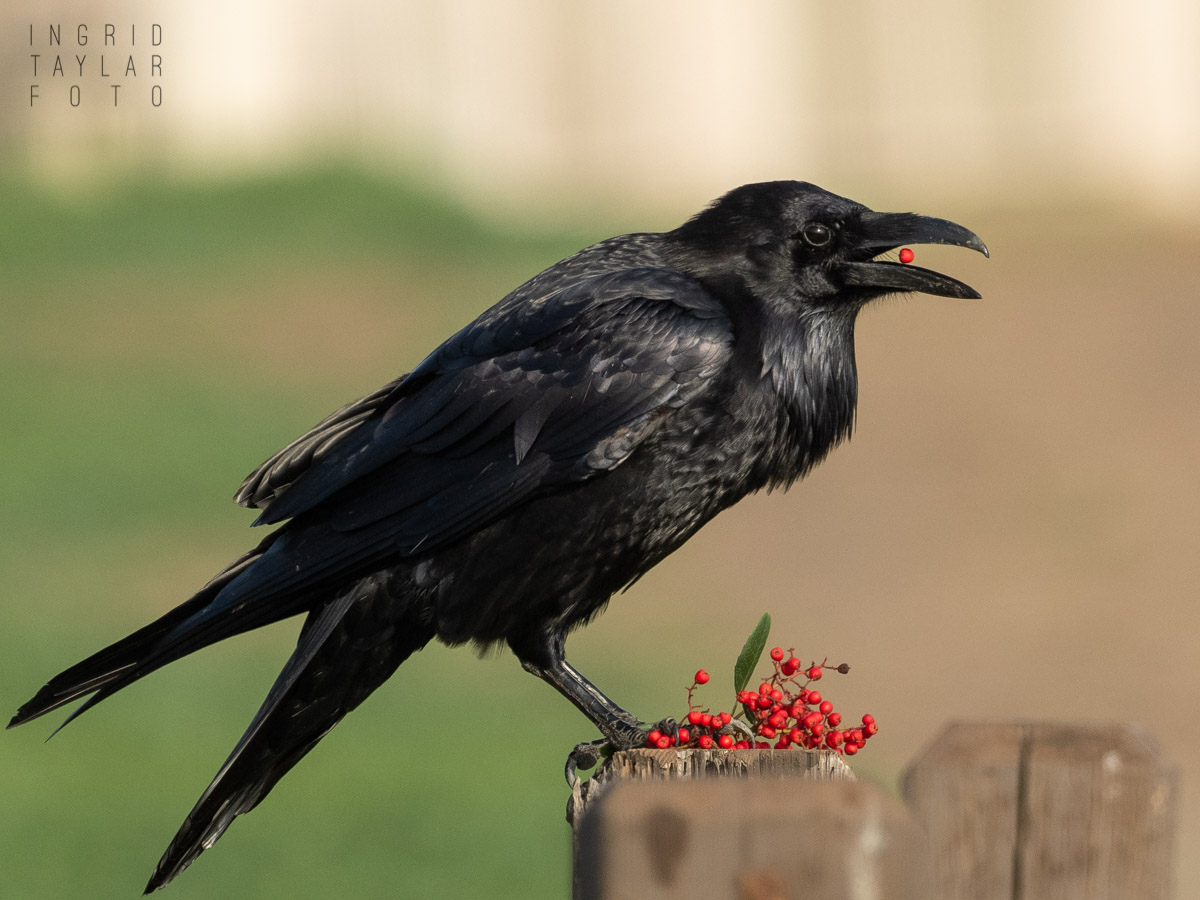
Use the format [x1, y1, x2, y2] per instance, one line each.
[234, 267, 733, 561]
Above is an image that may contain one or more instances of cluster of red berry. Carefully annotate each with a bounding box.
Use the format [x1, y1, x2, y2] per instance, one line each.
[645, 646, 878, 756]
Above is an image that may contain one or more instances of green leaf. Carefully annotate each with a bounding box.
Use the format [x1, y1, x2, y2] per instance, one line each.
[733, 612, 772, 694]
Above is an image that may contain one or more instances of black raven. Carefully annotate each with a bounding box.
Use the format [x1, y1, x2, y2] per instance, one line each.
[9, 181, 986, 891]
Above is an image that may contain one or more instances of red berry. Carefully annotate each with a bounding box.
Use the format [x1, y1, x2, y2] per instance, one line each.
[806, 666, 823, 681]
[827, 712, 842, 727]
[789, 728, 804, 744]
[770, 688, 783, 702]
[678, 728, 690, 744]
[819, 700, 833, 715]
[849, 729, 864, 743]
[687, 710, 703, 725]
[770, 647, 784, 661]
[700, 713, 713, 728]
[760, 725, 777, 739]
[656, 735, 671, 749]
[862, 714, 875, 726]
[647, 730, 662, 743]
[718, 734, 734, 749]
[807, 691, 822, 706]
[844, 743, 859, 755]
[759, 682, 772, 696]
[718, 711, 732, 725]
[755, 741, 770, 749]
[899, 247, 915, 264]
[694, 669, 710, 685]
[698, 734, 714, 749]
[864, 722, 879, 737]
[735, 740, 750, 750]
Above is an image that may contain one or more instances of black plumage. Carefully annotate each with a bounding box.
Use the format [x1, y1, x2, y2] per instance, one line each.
[9, 181, 986, 891]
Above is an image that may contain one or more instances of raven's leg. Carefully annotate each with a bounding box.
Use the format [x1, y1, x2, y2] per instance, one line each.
[509, 630, 646, 749]
[527, 655, 645, 747]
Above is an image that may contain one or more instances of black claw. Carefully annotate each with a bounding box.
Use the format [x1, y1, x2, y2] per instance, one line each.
[653, 716, 679, 742]
[565, 738, 609, 788]
[727, 717, 755, 744]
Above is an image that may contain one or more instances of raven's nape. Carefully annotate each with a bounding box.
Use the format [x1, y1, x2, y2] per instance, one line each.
[146, 571, 434, 892]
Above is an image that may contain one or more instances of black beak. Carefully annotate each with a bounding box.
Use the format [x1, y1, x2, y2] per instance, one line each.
[837, 211, 989, 299]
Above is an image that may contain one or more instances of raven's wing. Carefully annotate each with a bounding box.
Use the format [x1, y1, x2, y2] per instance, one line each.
[233, 376, 408, 511]
[235, 267, 732, 557]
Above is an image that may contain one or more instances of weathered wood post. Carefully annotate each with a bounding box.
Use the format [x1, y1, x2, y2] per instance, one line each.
[572, 748, 928, 899]
[902, 722, 1178, 900]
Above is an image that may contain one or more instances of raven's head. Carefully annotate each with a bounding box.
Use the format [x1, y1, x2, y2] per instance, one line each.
[671, 180, 988, 304]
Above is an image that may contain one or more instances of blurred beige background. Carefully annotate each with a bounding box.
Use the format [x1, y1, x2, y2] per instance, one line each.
[3, 1, 1198, 896]
[5, 0, 1200, 216]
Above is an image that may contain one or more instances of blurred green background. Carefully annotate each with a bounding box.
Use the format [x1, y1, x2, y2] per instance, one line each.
[3, 2, 1199, 898]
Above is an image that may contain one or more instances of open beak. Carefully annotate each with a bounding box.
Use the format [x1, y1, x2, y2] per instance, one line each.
[837, 210, 989, 299]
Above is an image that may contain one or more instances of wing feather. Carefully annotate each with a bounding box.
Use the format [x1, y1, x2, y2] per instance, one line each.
[237, 268, 733, 560]
[234, 377, 409, 510]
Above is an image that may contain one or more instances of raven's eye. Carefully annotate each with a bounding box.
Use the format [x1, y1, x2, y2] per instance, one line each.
[801, 223, 832, 247]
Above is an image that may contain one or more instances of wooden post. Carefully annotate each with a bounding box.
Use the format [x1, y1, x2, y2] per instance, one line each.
[569, 746, 855, 826]
[573, 749, 929, 900]
[902, 722, 1178, 900]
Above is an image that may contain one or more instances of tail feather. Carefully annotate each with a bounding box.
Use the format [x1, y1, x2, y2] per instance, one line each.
[8, 534, 280, 732]
[145, 570, 430, 892]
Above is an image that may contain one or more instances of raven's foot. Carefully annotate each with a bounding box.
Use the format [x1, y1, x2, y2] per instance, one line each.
[565, 738, 609, 789]
[603, 715, 679, 750]
[644, 716, 679, 746]
[564, 715, 683, 787]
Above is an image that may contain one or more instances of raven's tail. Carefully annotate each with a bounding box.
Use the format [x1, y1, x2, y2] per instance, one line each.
[8, 532, 289, 732]
[145, 570, 433, 892]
